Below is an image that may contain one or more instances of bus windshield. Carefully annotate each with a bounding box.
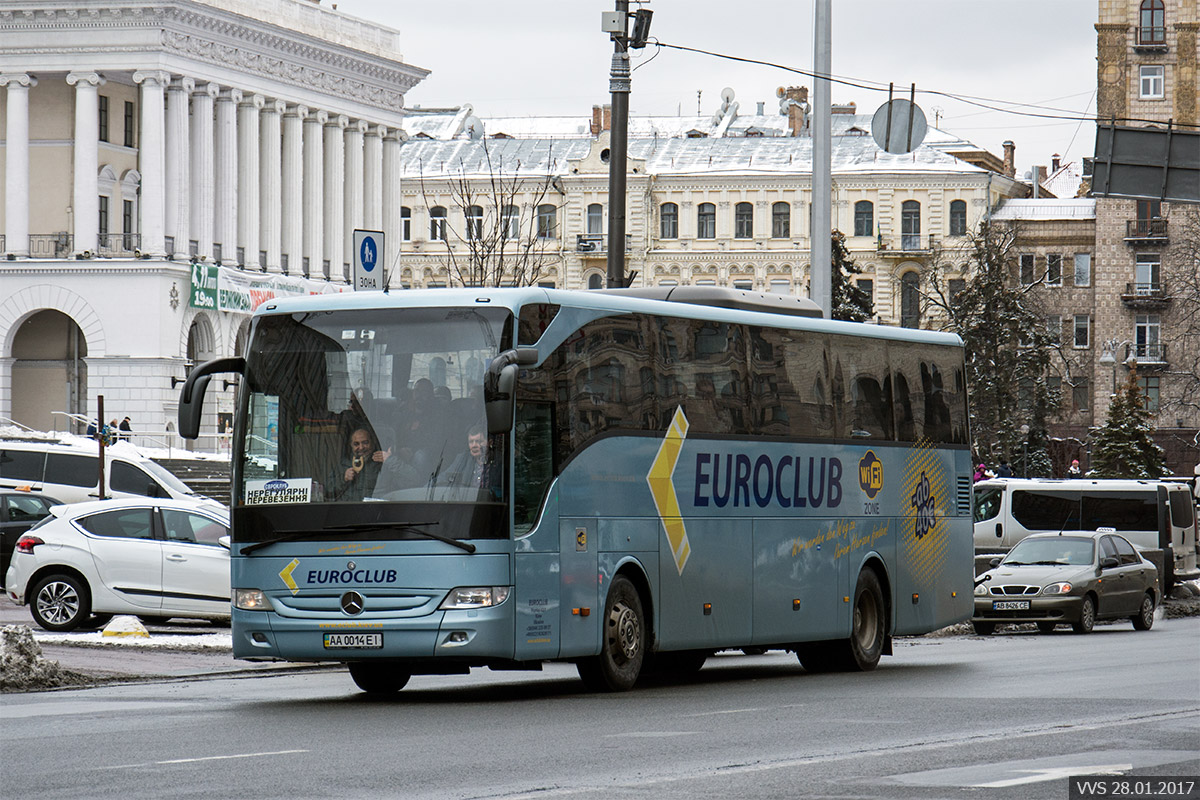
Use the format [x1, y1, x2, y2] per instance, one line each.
[236, 306, 511, 525]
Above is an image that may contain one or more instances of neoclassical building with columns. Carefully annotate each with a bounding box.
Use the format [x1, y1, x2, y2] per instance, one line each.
[0, 0, 426, 438]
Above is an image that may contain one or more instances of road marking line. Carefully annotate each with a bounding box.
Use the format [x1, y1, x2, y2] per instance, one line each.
[973, 764, 1133, 788]
[101, 750, 308, 770]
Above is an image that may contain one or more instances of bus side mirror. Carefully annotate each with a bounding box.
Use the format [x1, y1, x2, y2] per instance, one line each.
[484, 348, 538, 436]
[179, 357, 245, 439]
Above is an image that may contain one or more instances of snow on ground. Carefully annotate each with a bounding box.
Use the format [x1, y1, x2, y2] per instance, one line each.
[0, 425, 230, 463]
[33, 630, 233, 651]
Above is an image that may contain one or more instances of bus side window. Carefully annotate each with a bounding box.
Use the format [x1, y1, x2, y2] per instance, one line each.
[513, 401, 555, 534]
[831, 334, 893, 440]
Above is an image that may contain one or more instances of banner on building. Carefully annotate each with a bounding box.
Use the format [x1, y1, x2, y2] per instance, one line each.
[190, 265, 349, 313]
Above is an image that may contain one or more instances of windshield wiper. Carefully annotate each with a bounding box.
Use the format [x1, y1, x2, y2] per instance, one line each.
[243, 520, 475, 555]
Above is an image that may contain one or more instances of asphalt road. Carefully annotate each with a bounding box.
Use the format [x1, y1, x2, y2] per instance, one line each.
[3, 614, 1198, 800]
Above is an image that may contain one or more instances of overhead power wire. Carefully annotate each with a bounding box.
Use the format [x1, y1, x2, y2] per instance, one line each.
[652, 41, 1200, 130]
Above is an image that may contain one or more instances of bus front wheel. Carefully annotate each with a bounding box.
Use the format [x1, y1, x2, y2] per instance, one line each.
[348, 662, 411, 694]
[577, 575, 645, 692]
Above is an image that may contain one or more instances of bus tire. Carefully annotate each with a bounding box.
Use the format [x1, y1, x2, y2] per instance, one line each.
[348, 661, 411, 694]
[840, 568, 886, 671]
[577, 575, 645, 692]
[796, 642, 837, 673]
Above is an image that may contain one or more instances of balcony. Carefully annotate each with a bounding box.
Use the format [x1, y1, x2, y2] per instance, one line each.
[1125, 218, 1168, 244]
[97, 233, 140, 258]
[1121, 281, 1172, 309]
[1135, 27, 1167, 50]
[1127, 342, 1167, 367]
[29, 233, 74, 259]
[576, 233, 632, 256]
[878, 233, 937, 256]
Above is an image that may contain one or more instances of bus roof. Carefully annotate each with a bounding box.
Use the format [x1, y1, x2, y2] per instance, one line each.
[257, 287, 964, 347]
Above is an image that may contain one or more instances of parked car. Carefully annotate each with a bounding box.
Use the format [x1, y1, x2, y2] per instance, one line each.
[0, 439, 205, 506]
[0, 489, 63, 591]
[973, 530, 1159, 635]
[4, 497, 231, 632]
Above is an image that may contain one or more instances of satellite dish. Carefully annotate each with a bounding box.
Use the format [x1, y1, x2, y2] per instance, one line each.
[720, 87, 735, 103]
[871, 98, 927, 154]
[463, 115, 484, 140]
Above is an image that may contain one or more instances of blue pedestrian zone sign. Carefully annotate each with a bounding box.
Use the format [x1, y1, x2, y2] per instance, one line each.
[352, 229, 385, 291]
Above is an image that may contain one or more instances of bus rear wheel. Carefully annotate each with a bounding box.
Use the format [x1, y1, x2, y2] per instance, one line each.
[348, 662, 411, 694]
[798, 569, 886, 672]
[577, 575, 645, 692]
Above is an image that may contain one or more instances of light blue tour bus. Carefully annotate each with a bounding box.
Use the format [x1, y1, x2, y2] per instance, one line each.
[179, 286, 974, 693]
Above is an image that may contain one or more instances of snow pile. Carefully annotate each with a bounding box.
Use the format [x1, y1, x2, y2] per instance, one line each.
[0, 624, 91, 692]
[34, 630, 233, 651]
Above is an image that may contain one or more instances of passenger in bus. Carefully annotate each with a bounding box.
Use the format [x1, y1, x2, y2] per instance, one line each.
[397, 378, 447, 471]
[443, 423, 498, 498]
[328, 427, 389, 502]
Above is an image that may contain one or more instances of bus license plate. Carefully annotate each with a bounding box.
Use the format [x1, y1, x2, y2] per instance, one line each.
[323, 633, 383, 650]
[993, 600, 1030, 611]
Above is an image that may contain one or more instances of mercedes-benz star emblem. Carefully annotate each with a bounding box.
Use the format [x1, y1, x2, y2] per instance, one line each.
[340, 591, 365, 615]
[346, 561, 357, 570]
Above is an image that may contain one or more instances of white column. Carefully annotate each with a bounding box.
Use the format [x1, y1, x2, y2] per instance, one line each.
[214, 88, 241, 266]
[343, 120, 366, 276]
[238, 93, 264, 268]
[67, 71, 104, 257]
[363, 124, 384, 231]
[303, 110, 327, 278]
[382, 129, 403, 275]
[324, 115, 348, 280]
[190, 83, 218, 261]
[2, 73, 37, 257]
[260, 98, 284, 272]
[165, 76, 194, 257]
[133, 70, 170, 258]
[281, 105, 305, 275]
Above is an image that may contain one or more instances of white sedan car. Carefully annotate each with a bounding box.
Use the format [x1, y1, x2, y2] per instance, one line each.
[4, 497, 230, 631]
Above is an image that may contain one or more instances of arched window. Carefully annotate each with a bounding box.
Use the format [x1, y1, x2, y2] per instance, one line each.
[734, 202, 753, 239]
[901, 200, 921, 250]
[660, 202, 678, 239]
[588, 272, 604, 290]
[536, 204, 556, 239]
[697, 203, 716, 239]
[949, 200, 967, 237]
[466, 205, 484, 240]
[900, 271, 921, 329]
[854, 201, 874, 237]
[429, 206, 447, 241]
[587, 203, 603, 235]
[400, 207, 411, 241]
[772, 202, 790, 238]
[1140, 0, 1165, 44]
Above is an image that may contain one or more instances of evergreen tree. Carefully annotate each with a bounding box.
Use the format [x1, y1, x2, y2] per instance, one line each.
[1090, 365, 1168, 478]
[922, 220, 1058, 470]
[830, 230, 874, 322]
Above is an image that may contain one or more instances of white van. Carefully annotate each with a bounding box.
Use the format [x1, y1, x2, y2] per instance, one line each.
[0, 440, 203, 505]
[974, 478, 1199, 587]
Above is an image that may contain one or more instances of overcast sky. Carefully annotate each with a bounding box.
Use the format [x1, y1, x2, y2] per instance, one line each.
[340, 0, 1097, 178]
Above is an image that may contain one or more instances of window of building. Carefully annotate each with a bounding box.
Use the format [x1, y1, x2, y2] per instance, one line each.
[1135, 314, 1161, 360]
[900, 271, 920, 329]
[587, 203, 603, 235]
[501, 205, 519, 239]
[733, 278, 753, 291]
[1137, 199, 1161, 222]
[1072, 378, 1090, 412]
[1140, 65, 1165, 98]
[768, 278, 790, 295]
[1140, 0, 1165, 44]
[98, 196, 109, 236]
[429, 206, 447, 241]
[734, 202, 753, 239]
[949, 200, 967, 237]
[1073, 253, 1091, 286]
[1138, 376, 1160, 412]
[466, 205, 483, 240]
[1073, 314, 1090, 348]
[122, 200, 133, 237]
[697, 203, 716, 239]
[901, 200, 921, 250]
[1046, 254, 1062, 286]
[1135, 253, 1161, 292]
[1047, 315, 1061, 345]
[858, 278, 874, 303]
[123, 101, 135, 147]
[946, 278, 965, 305]
[587, 273, 604, 290]
[537, 204, 557, 239]
[660, 203, 678, 239]
[771, 202, 790, 238]
[400, 207, 411, 241]
[854, 201, 873, 237]
[98, 95, 109, 143]
[1019, 254, 1035, 285]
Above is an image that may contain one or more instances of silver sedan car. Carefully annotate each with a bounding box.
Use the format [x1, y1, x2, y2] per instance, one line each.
[973, 530, 1159, 635]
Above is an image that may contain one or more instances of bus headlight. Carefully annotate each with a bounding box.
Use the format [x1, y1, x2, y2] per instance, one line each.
[1041, 582, 1072, 595]
[234, 589, 270, 611]
[439, 586, 511, 609]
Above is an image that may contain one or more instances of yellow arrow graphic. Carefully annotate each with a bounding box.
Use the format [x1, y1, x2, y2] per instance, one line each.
[647, 407, 691, 574]
[279, 558, 300, 595]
